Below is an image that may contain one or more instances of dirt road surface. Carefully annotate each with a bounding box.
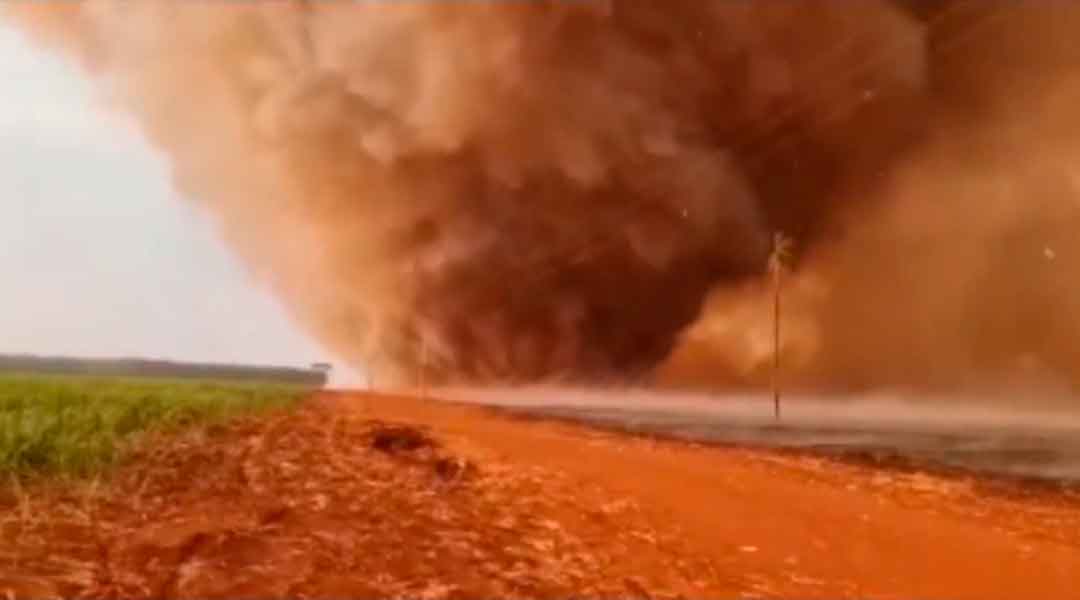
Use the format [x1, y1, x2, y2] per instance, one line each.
[3, 391, 1079, 599]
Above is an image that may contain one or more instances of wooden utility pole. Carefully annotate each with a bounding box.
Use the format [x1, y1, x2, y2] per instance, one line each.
[768, 232, 793, 421]
[772, 268, 782, 421]
[413, 255, 427, 400]
[418, 338, 427, 399]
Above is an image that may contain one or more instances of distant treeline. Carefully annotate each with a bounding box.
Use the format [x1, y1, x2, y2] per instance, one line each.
[0, 354, 328, 387]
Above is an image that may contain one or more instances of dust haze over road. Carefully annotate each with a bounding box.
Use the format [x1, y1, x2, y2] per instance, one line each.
[438, 386, 1080, 483]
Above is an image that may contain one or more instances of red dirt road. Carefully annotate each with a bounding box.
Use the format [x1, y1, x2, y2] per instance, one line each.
[3, 391, 1080, 599]
[345, 393, 1080, 600]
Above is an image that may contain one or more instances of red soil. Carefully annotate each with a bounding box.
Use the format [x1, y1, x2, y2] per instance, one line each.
[3, 391, 1079, 599]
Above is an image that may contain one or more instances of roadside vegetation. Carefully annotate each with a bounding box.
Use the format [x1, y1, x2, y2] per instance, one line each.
[0, 374, 307, 477]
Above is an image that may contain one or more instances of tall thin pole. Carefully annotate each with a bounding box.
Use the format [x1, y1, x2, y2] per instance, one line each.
[769, 232, 790, 422]
[418, 338, 427, 399]
[413, 255, 427, 399]
[772, 261, 782, 421]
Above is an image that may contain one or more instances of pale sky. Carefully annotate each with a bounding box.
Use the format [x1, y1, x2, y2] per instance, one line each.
[0, 23, 353, 378]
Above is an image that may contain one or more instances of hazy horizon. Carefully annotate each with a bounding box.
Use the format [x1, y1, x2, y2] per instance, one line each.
[0, 24, 359, 382]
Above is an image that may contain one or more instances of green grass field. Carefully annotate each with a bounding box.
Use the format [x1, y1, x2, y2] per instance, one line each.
[0, 374, 308, 477]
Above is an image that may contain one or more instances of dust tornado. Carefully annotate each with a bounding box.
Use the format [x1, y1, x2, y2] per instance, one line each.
[10, 1, 1080, 394]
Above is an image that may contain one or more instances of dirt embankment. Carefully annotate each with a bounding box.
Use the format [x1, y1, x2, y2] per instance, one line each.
[3, 392, 1080, 599]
